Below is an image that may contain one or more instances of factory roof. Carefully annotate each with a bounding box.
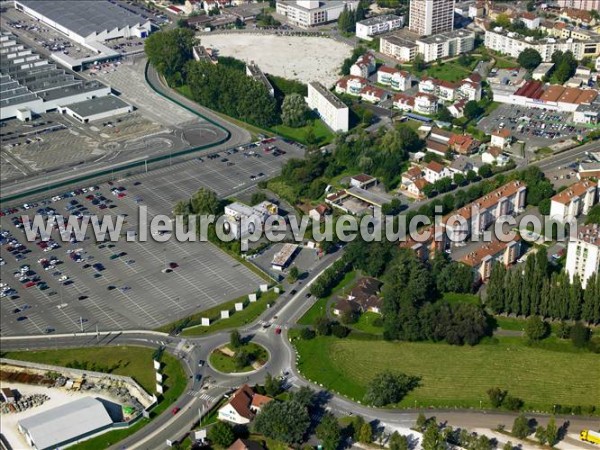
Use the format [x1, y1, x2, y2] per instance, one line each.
[16, 0, 150, 39]
[18, 397, 113, 450]
[62, 95, 131, 118]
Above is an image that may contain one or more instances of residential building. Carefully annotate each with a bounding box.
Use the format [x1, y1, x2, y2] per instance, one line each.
[217, 385, 273, 425]
[578, 162, 600, 179]
[350, 53, 376, 78]
[356, 14, 403, 40]
[484, 28, 600, 62]
[554, 0, 600, 11]
[377, 66, 413, 91]
[409, 0, 455, 36]
[335, 76, 368, 96]
[246, 62, 275, 97]
[490, 129, 512, 148]
[424, 161, 452, 183]
[399, 225, 447, 261]
[406, 178, 430, 198]
[228, 439, 264, 450]
[360, 85, 388, 103]
[309, 203, 331, 222]
[448, 98, 467, 118]
[414, 92, 438, 115]
[449, 155, 479, 175]
[380, 34, 419, 62]
[565, 224, 600, 288]
[393, 93, 415, 111]
[443, 181, 527, 242]
[333, 277, 383, 316]
[416, 29, 476, 62]
[307, 82, 349, 132]
[275, 0, 359, 28]
[519, 11, 541, 30]
[482, 146, 510, 166]
[449, 133, 478, 155]
[456, 76, 482, 102]
[550, 180, 598, 222]
[461, 237, 522, 282]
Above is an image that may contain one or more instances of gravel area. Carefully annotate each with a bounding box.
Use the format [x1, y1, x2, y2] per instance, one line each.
[198, 34, 352, 86]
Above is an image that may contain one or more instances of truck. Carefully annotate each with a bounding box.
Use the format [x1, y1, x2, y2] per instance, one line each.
[580, 430, 600, 444]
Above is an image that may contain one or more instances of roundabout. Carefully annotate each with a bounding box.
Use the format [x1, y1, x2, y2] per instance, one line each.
[208, 341, 270, 375]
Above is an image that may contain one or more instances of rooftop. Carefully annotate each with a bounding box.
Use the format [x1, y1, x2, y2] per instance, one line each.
[18, 397, 113, 450]
[16, 0, 151, 40]
[574, 223, 600, 246]
[63, 95, 131, 118]
[461, 236, 521, 267]
[272, 243, 298, 267]
[309, 82, 347, 109]
[417, 29, 475, 45]
[358, 14, 402, 26]
[551, 180, 597, 205]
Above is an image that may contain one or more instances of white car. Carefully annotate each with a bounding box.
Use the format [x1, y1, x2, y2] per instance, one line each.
[58, 275, 68, 282]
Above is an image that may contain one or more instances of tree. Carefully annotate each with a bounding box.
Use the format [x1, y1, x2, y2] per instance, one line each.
[487, 387, 507, 408]
[389, 431, 409, 450]
[358, 422, 373, 444]
[264, 372, 283, 397]
[288, 386, 316, 410]
[191, 188, 220, 215]
[208, 421, 235, 447]
[316, 412, 342, 450]
[234, 349, 250, 369]
[511, 414, 531, 439]
[453, 172, 466, 186]
[416, 412, 428, 432]
[422, 421, 445, 450]
[288, 266, 300, 283]
[251, 191, 267, 205]
[299, 327, 316, 340]
[464, 101, 484, 121]
[314, 317, 332, 336]
[503, 442, 514, 450]
[545, 417, 559, 447]
[281, 93, 310, 128]
[517, 48, 542, 70]
[413, 53, 426, 71]
[436, 105, 453, 123]
[230, 329, 242, 349]
[535, 426, 547, 445]
[253, 400, 311, 444]
[478, 164, 493, 178]
[145, 28, 195, 83]
[570, 321, 591, 348]
[525, 316, 549, 342]
[363, 371, 420, 407]
[504, 396, 524, 411]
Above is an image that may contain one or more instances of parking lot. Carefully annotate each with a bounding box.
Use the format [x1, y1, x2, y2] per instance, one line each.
[0, 138, 303, 336]
[478, 104, 590, 150]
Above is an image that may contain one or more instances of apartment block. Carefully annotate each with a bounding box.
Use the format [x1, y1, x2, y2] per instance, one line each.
[276, 0, 358, 28]
[444, 181, 527, 242]
[356, 14, 403, 40]
[550, 180, 598, 222]
[416, 29, 475, 62]
[565, 224, 600, 288]
[409, 0, 455, 36]
[461, 237, 522, 282]
[307, 81, 349, 132]
[376, 66, 413, 91]
[379, 34, 418, 62]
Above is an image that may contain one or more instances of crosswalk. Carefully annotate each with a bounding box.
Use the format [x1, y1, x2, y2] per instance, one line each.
[187, 390, 214, 402]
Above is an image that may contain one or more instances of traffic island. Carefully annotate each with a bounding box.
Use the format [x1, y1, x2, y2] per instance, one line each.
[209, 343, 269, 374]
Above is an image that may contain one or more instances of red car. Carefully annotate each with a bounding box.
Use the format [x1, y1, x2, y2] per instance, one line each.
[25, 281, 37, 288]
[171, 407, 180, 415]
[169, 262, 179, 269]
[275, 327, 282, 335]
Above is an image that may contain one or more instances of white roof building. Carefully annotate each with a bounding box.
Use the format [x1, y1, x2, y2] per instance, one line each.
[18, 397, 113, 450]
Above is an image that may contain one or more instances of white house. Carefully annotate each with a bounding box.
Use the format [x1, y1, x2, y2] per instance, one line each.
[414, 93, 438, 115]
[519, 11, 541, 30]
[360, 85, 388, 103]
[336, 76, 368, 96]
[350, 53, 376, 78]
[217, 385, 272, 425]
[482, 146, 510, 166]
[356, 14, 403, 40]
[393, 93, 415, 112]
[377, 66, 412, 91]
[490, 129, 512, 149]
[424, 161, 452, 183]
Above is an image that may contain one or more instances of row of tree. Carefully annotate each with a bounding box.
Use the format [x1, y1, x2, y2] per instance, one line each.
[486, 247, 600, 324]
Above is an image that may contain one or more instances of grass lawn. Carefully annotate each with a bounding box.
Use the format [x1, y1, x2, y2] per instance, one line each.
[442, 292, 481, 305]
[351, 312, 383, 335]
[409, 62, 471, 83]
[297, 271, 358, 326]
[156, 290, 278, 334]
[271, 118, 334, 146]
[293, 336, 600, 411]
[5, 347, 187, 450]
[181, 290, 279, 336]
[209, 342, 268, 373]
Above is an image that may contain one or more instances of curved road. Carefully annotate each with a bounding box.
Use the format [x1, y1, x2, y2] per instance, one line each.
[3, 245, 598, 450]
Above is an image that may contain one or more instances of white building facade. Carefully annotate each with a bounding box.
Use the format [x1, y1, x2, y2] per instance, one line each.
[307, 82, 349, 132]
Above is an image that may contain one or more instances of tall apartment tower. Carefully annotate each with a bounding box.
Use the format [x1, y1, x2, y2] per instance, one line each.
[409, 0, 455, 36]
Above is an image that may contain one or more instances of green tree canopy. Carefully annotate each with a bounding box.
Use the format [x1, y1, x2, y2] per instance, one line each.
[253, 400, 311, 444]
[281, 93, 310, 128]
[517, 48, 542, 70]
[145, 28, 195, 84]
[363, 371, 420, 406]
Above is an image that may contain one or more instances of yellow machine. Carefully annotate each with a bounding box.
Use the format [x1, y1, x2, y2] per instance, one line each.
[580, 430, 600, 445]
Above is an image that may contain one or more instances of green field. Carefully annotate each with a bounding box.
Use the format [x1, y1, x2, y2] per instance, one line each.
[4, 347, 187, 450]
[181, 290, 279, 336]
[271, 118, 334, 146]
[209, 342, 268, 373]
[351, 312, 384, 335]
[293, 336, 600, 411]
[442, 292, 481, 305]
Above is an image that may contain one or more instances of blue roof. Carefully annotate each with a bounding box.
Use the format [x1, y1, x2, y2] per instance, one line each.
[405, 113, 432, 123]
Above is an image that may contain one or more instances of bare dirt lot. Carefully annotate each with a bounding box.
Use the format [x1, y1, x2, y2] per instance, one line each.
[198, 34, 352, 86]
